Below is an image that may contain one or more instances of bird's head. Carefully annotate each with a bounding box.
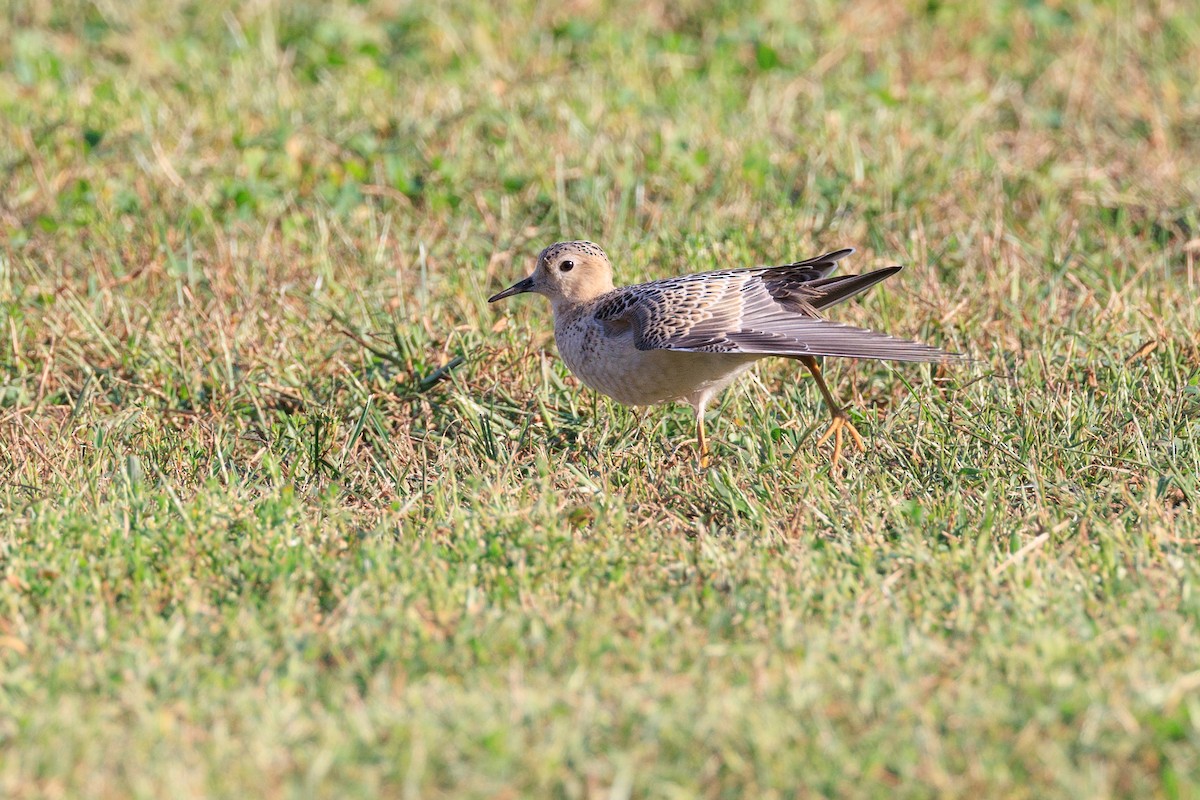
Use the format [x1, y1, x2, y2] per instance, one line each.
[488, 241, 615, 309]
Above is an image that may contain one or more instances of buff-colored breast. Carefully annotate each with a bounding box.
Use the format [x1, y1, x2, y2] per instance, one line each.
[554, 312, 758, 407]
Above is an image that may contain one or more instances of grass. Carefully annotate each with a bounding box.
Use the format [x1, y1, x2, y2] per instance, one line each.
[2, 0, 1199, 796]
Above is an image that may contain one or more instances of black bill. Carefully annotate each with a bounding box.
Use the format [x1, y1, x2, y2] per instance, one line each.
[488, 275, 536, 303]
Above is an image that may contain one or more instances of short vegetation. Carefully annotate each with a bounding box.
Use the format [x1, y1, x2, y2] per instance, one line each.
[1, 0, 1198, 796]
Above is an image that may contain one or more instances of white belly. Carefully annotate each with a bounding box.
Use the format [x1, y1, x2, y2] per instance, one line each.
[555, 319, 758, 407]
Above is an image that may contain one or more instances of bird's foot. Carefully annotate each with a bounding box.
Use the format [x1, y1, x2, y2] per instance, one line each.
[815, 412, 866, 471]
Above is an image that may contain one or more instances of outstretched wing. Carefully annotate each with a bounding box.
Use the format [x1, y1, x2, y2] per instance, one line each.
[593, 252, 960, 363]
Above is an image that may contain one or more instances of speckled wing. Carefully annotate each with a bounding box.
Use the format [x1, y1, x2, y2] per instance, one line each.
[593, 253, 959, 363]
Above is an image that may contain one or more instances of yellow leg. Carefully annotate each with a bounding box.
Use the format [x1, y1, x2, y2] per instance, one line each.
[696, 406, 710, 470]
[799, 356, 865, 470]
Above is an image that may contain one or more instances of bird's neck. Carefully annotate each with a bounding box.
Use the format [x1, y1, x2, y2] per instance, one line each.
[549, 296, 580, 320]
[549, 296, 594, 330]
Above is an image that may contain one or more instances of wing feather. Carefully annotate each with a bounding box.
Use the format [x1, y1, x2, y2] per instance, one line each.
[592, 251, 961, 363]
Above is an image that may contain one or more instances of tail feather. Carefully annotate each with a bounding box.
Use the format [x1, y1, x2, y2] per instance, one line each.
[805, 266, 903, 311]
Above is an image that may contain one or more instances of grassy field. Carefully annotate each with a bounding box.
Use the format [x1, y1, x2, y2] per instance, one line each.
[2, 0, 1200, 796]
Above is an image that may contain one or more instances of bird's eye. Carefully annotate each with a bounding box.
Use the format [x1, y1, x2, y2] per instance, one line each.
[559, 260, 575, 273]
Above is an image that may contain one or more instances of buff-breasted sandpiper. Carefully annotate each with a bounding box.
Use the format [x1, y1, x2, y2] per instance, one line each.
[489, 241, 963, 469]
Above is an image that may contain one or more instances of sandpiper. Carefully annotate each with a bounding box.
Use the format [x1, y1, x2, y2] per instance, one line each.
[489, 241, 962, 469]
